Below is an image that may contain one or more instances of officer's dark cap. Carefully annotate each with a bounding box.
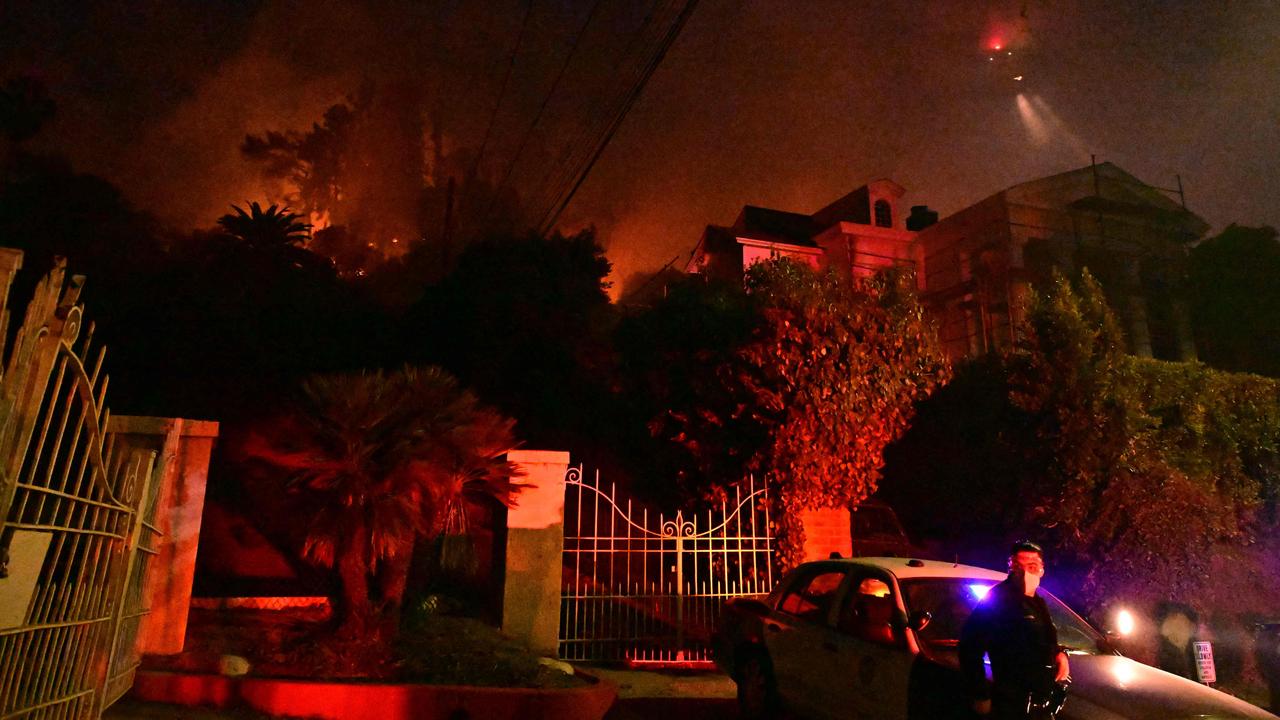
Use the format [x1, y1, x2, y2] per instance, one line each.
[1010, 540, 1044, 558]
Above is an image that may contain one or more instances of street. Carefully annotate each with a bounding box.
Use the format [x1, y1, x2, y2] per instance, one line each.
[605, 697, 737, 720]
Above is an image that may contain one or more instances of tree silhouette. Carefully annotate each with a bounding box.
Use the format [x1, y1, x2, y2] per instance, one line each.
[1189, 224, 1280, 377]
[410, 229, 615, 447]
[242, 85, 523, 285]
[216, 201, 312, 250]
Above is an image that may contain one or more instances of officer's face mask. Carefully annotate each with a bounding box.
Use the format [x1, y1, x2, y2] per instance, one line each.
[1010, 552, 1045, 594]
[1017, 569, 1041, 595]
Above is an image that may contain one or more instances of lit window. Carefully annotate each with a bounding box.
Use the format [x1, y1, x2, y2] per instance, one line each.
[874, 199, 892, 228]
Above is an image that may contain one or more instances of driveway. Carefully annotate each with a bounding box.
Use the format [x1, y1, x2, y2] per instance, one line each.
[107, 666, 740, 720]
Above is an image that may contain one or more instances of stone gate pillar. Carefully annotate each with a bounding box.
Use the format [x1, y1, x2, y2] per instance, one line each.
[501, 450, 568, 657]
[107, 416, 219, 655]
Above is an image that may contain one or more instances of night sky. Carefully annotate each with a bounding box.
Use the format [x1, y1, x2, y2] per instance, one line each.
[4, 1, 1277, 292]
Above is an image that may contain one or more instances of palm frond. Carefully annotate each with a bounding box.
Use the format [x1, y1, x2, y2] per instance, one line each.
[217, 201, 312, 249]
[248, 366, 524, 573]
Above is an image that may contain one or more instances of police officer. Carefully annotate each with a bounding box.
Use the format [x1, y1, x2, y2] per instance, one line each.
[959, 541, 1071, 718]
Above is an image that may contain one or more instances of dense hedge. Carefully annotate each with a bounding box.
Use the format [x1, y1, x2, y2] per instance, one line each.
[882, 273, 1280, 614]
[1130, 356, 1280, 523]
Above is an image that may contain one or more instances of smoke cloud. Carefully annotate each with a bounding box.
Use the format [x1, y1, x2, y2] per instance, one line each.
[5, 0, 1280, 289]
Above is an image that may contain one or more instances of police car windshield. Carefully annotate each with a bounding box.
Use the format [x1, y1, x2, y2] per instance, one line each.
[899, 578, 1102, 653]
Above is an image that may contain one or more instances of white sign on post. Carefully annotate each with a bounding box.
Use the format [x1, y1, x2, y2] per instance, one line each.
[1194, 641, 1217, 684]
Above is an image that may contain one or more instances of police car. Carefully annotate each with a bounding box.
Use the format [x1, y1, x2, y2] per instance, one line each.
[713, 557, 1277, 719]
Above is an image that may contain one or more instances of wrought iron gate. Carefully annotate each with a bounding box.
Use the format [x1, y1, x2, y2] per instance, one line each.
[0, 256, 158, 719]
[559, 466, 775, 663]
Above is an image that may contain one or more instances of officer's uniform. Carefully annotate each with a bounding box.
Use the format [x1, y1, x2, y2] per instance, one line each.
[958, 576, 1060, 719]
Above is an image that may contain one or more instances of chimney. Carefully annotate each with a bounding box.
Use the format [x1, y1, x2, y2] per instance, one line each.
[906, 205, 939, 231]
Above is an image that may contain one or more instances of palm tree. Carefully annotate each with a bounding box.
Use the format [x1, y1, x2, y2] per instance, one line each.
[242, 366, 522, 634]
[217, 201, 312, 250]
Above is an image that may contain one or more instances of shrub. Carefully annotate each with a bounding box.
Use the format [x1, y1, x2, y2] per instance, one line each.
[631, 259, 950, 568]
[884, 271, 1280, 610]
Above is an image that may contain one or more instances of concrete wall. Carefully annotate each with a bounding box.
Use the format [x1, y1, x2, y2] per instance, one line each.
[800, 507, 852, 562]
[501, 450, 569, 657]
[108, 416, 219, 655]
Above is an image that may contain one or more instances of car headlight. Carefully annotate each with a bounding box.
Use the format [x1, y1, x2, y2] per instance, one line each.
[1114, 608, 1136, 637]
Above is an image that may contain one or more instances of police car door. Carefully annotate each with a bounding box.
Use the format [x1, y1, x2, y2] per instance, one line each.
[763, 564, 851, 719]
[824, 567, 916, 720]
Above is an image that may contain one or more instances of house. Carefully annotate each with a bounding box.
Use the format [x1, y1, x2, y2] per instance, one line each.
[686, 179, 920, 285]
[685, 162, 1208, 362]
[916, 162, 1206, 360]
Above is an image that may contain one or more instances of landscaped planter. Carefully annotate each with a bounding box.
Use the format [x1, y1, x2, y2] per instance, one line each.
[130, 669, 617, 720]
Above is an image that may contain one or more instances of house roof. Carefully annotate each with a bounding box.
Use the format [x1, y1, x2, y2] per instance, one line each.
[811, 180, 904, 231]
[687, 220, 821, 273]
[813, 186, 871, 229]
[701, 224, 738, 251]
[732, 205, 818, 246]
[1003, 161, 1210, 237]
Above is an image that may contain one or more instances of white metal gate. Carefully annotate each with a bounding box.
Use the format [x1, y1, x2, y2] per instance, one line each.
[0, 255, 158, 718]
[559, 466, 775, 663]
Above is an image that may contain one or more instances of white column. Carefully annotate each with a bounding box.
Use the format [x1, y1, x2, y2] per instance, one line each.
[501, 450, 569, 657]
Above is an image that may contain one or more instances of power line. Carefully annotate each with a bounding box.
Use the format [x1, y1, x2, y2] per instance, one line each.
[523, 0, 672, 219]
[525, 0, 678, 230]
[465, 0, 537, 188]
[484, 0, 608, 220]
[538, 0, 699, 235]
[539, 0, 700, 235]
